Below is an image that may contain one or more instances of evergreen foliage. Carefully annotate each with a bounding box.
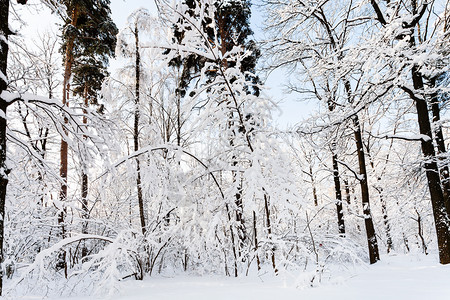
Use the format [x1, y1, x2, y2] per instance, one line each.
[60, 0, 118, 103]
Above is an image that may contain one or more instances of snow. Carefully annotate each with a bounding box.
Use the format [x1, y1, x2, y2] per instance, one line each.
[5, 254, 450, 300]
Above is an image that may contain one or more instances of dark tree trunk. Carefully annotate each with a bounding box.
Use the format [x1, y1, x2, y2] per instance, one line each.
[134, 25, 146, 236]
[369, 0, 450, 265]
[253, 211, 261, 270]
[232, 158, 246, 251]
[353, 115, 380, 264]
[332, 152, 345, 235]
[264, 194, 277, 274]
[81, 85, 89, 258]
[411, 63, 450, 264]
[429, 80, 450, 214]
[309, 165, 319, 206]
[344, 179, 351, 205]
[176, 93, 182, 147]
[415, 208, 428, 255]
[0, 0, 10, 295]
[378, 188, 393, 253]
[343, 78, 379, 264]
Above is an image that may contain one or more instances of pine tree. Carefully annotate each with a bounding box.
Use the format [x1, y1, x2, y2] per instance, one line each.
[68, 0, 117, 258]
[56, 0, 117, 271]
[168, 0, 260, 97]
[165, 0, 273, 275]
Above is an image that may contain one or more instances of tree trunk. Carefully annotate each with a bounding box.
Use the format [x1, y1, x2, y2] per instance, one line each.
[407, 9, 450, 263]
[0, 0, 12, 295]
[332, 152, 345, 235]
[81, 85, 89, 258]
[411, 63, 450, 264]
[134, 25, 146, 236]
[429, 81, 450, 214]
[232, 158, 246, 251]
[58, 4, 80, 277]
[253, 211, 261, 271]
[218, 11, 247, 257]
[378, 188, 393, 253]
[344, 179, 351, 205]
[0, 1, 9, 292]
[353, 115, 380, 264]
[264, 194, 277, 274]
[343, 78, 379, 264]
[309, 165, 318, 206]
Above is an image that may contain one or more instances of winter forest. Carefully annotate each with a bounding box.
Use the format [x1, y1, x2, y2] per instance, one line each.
[0, 0, 450, 298]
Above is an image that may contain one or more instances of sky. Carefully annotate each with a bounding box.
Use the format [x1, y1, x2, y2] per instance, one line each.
[13, 0, 315, 129]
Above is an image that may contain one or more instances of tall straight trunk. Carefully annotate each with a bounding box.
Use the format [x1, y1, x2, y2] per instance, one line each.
[264, 194, 277, 274]
[308, 165, 318, 206]
[176, 93, 182, 147]
[0, 2, 10, 294]
[407, 27, 450, 263]
[225, 203, 238, 277]
[0, 99, 7, 295]
[328, 99, 345, 234]
[429, 81, 450, 214]
[332, 152, 345, 235]
[411, 64, 450, 264]
[367, 139, 394, 254]
[253, 211, 261, 270]
[232, 158, 246, 250]
[58, 5, 80, 277]
[353, 115, 380, 264]
[344, 179, 351, 205]
[81, 85, 89, 258]
[342, 77, 379, 264]
[379, 189, 393, 253]
[134, 25, 146, 236]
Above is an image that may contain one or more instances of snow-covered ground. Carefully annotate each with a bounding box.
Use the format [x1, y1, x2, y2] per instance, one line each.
[7, 254, 450, 300]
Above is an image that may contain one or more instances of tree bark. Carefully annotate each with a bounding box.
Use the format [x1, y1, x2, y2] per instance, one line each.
[343, 78, 380, 264]
[81, 85, 89, 258]
[370, 0, 450, 265]
[332, 152, 345, 235]
[308, 165, 319, 206]
[134, 24, 146, 236]
[353, 115, 380, 264]
[264, 194, 277, 274]
[411, 64, 450, 264]
[253, 211, 261, 271]
[0, 0, 11, 294]
[58, 4, 80, 276]
[344, 179, 351, 205]
[429, 82, 450, 214]
[406, 14, 450, 262]
[379, 188, 393, 253]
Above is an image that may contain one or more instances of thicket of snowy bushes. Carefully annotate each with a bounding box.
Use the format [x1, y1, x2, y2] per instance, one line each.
[0, 0, 449, 297]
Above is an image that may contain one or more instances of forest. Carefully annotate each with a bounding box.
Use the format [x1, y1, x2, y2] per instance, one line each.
[0, 0, 449, 298]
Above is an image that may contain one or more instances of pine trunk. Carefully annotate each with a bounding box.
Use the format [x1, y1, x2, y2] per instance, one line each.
[58, 5, 80, 276]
